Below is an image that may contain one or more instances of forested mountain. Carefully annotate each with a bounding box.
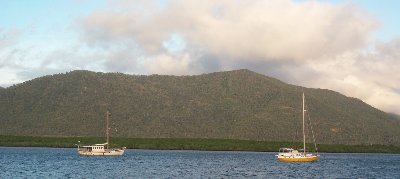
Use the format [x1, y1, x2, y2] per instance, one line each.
[389, 113, 400, 120]
[1, 69, 399, 145]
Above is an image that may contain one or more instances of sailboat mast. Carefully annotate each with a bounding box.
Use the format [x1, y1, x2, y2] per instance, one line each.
[302, 93, 306, 154]
[106, 110, 110, 149]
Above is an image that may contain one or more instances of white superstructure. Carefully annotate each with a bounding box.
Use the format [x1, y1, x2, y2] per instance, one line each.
[78, 143, 125, 156]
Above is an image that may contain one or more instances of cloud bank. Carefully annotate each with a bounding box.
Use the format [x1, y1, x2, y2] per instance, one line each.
[83, 1, 375, 58]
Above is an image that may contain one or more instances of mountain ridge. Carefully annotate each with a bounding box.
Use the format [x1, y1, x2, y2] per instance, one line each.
[1, 69, 399, 145]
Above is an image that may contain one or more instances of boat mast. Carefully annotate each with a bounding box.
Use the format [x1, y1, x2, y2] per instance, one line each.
[302, 92, 306, 154]
[106, 110, 110, 149]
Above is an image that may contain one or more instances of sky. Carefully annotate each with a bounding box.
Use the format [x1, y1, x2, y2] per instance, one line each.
[0, 0, 399, 114]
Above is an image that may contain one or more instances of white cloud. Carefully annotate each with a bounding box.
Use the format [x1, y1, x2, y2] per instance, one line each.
[295, 38, 400, 114]
[144, 53, 194, 75]
[354, 39, 400, 113]
[79, 0, 377, 61]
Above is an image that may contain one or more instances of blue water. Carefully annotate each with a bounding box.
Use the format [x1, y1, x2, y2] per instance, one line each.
[1, 147, 399, 178]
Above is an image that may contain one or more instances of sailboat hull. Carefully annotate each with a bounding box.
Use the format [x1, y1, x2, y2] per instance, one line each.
[277, 155, 319, 162]
[78, 149, 125, 156]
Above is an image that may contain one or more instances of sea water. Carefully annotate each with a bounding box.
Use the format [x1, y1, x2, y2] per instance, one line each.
[1, 147, 399, 178]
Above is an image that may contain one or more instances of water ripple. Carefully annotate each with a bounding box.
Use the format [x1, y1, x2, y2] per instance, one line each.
[1, 147, 399, 178]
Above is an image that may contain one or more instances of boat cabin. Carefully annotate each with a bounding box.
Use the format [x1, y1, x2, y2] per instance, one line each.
[278, 148, 304, 158]
[279, 148, 294, 153]
[79, 143, 107, 152]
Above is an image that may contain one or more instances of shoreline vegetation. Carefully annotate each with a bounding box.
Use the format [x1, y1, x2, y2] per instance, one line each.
[1, 135, 399, 154]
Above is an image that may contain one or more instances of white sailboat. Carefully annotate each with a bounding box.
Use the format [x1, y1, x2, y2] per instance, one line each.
[276, 93, 319, 162]
[77, 111, 126, 156]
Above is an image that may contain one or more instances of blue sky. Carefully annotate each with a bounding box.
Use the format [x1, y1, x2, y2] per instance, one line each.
[1, 0, 399, 114]
[1, 0, 105, 54]
[326, 0, 400, 41]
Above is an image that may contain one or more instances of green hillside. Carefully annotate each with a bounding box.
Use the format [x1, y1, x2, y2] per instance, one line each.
[0, 69, 399, 146]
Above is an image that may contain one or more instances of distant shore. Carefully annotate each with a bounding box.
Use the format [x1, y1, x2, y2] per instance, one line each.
[1, 135, 399, 153]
